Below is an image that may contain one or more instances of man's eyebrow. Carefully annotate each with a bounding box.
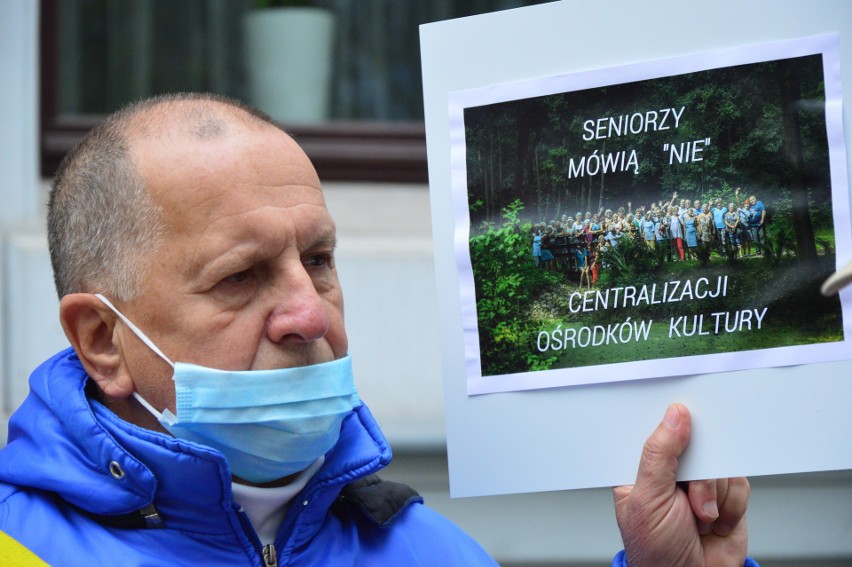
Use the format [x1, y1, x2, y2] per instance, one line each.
[307, 230, 338, 250]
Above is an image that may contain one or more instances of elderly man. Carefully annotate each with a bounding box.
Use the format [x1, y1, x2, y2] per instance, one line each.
[749, 194, 768, 247]
[0, 94, 753, 566]
[712, 197, 728, 254]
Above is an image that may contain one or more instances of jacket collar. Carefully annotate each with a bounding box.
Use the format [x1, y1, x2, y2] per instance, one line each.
[0, 348, 392, 538]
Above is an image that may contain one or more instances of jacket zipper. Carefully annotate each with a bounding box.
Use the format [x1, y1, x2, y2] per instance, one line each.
[262, 543, 277, 567]
[272, 493, 312, 564]
[233, 504, 278, 567]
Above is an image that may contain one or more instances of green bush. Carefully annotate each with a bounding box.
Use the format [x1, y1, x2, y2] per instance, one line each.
[470, 200, 559, 375]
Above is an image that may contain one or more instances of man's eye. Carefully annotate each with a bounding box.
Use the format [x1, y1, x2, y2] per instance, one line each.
[223, 270, 251, 284]
[305, 253, 334, 269]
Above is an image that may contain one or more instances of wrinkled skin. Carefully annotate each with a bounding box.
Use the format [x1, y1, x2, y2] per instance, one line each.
[614, 404, 750, 567]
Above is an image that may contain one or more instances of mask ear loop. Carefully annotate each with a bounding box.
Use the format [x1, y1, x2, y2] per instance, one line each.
[94, 293, 177, 423]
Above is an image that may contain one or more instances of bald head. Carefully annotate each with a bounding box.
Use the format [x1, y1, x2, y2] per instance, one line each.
[48, 93, 286, 301]
[123, 94, 281, 141]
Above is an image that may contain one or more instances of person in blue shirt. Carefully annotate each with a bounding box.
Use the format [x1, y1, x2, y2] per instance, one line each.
[532, 225, 543, 266]
[0, 93, 753, 567]
[655, 208, 672, 262]
[642, 211, 656, 249]
[605, 225, 623, 250]
[738, 200, 754, 256]
[749, 194, 767, 247]
[684, 208, 699, 260]
[669, 206, 686, 261]
[576, 242, 590, 289]
[712, 198, 728, 254]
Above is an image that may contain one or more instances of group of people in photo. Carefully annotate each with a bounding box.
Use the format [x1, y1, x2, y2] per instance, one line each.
[530, 189, 768, 288]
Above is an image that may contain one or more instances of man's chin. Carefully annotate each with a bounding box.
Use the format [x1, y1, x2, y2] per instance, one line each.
[233, 472, 300, 488]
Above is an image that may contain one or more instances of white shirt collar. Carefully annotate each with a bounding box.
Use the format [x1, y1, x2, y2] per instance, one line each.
[231, 456, 325, 546]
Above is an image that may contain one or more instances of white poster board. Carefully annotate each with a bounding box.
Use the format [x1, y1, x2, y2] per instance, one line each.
[421, 0, 852, 497]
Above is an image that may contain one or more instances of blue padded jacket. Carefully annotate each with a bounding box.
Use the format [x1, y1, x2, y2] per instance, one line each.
[0, 348, 496, 566]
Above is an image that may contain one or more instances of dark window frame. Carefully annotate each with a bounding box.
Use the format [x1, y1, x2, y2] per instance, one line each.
[39, 0, 428, 183]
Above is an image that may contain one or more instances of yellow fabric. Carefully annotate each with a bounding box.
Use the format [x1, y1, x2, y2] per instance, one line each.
[0, 531, 49, 566]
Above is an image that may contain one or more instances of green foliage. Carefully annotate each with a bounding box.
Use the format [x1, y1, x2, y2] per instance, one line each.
[721, 237, 741, 265]
[756, 223, 798, 266]
[469, 200, 559, 375]
[695, 242, 713, 267]
[815, 236, 833, 256]
[462, 53, 839, 373]
[598, 233, 659, 284]
[464, 54, 830, 233]
[471, 203, 842, 373]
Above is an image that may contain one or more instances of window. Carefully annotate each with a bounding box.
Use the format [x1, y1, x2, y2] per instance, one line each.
[41, 0, 548, 181]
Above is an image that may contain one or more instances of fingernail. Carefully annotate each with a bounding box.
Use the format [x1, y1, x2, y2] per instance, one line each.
[703, 500, 719, 520]
[663, 405, 681, 429]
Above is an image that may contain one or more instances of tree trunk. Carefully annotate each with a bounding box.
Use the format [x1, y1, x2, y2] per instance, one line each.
[780, 60, 817, 263]
[488, 130, 494, 220]
[534, 145, 543, 219]
[598, 140, 607, 213]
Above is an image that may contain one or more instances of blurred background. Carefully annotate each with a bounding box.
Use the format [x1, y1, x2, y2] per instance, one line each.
[1, 1, 850, 565]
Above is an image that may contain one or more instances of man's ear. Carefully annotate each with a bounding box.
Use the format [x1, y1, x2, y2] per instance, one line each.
[59, 293, 135, 400]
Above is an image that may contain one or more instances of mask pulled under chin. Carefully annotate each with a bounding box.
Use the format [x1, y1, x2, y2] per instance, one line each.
[95, 293, 359, 484]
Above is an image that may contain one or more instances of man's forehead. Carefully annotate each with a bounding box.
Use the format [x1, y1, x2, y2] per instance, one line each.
[127, 102, 307, 174]
[153, 168, 328, 232]
[132, 112, 314, 178]
[126, 110, 326, 231]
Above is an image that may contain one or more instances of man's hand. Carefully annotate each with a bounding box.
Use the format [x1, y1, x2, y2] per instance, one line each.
[613, 404, 750, 567]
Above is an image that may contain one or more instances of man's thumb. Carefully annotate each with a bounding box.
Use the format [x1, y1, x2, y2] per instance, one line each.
[634, 404, 692, 496]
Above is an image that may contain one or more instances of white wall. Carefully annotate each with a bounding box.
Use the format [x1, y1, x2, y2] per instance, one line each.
[0, 2, 849, 565]
[0, 0, 52, 444]
[325, 182, 447, 448]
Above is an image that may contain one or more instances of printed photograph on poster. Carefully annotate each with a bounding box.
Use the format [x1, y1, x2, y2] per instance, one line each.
[449, 34, 851, 395]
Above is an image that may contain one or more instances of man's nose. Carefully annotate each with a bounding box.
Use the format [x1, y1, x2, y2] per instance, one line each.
[265, 266, 330, 344]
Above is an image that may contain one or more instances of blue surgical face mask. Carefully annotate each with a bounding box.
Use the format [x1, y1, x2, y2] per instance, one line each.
[95, 294, 359, 484]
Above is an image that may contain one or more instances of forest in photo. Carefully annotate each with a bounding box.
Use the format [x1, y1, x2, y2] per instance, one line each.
[465, 54, 843, 378]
